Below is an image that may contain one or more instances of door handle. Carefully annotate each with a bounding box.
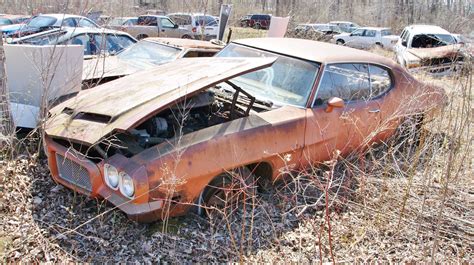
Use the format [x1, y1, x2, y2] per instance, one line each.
[368, 109, 380, 113]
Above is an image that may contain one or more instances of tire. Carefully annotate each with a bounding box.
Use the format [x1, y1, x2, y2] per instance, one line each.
[336, 39, 345, 45]
[181, 34, 192, 39]
[375, 42, 383, 48]
[136, 34, 148, 40]
[193, 167, 256, 217]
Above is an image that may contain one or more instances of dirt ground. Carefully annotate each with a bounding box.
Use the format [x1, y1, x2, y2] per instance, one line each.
[0, 31, 472, 262]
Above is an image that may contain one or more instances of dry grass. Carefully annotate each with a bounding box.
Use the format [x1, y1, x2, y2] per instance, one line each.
[0, 30, 473, 263]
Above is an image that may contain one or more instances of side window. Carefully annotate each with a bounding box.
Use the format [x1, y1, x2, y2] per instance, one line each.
[364, 30, 376, 37]
[351, 29, 364, 36]
[69, 34, 92, 55]
[62, 18, 76, 27]
[77, 18, 97, 28]
[314, 63, 371, 106]
[139, 16, 157, 26]
[161, 18, 175, 28]
[368, 65, 392, 98]
[401, 30, 409, 46]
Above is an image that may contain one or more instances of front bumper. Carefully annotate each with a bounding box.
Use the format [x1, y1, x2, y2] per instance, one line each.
[44, 136, 165, 222]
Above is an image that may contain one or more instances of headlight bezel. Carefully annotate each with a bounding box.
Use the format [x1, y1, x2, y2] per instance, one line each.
[103, 163, 119, 190]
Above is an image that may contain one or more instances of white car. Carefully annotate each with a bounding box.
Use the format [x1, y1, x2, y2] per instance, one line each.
[168, 13, 218, 40]
[329, 21, 360, 33]
[333, 27, 399, 49]
[394, 25, 462, 71]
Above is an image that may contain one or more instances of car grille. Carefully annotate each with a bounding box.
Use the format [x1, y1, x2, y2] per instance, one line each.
[56, 153, 92, 192]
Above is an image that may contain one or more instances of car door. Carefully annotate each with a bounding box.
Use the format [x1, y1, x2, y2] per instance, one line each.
[362, 29, 377, 48]
[306, 63, 382, 157]
[159, 17, 179, 37]
[347, 28, 365, 48]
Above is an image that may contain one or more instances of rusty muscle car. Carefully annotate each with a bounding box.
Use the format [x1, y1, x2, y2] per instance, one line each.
[44, 38, 446, 222]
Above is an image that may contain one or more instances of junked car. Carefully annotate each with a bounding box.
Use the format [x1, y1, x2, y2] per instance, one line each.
[168, 13, 219, 41]
[120, 15, 193, 40]
[333, 27, 399, 49]
[44, 38, 445, 222]
[0, 14, 30, 25]
[10, 27, 136, 59]
[329, 21, 360, 33]
[107, 17, 138, 30]
[83, 37, 223, 86]
[395, 25, 464, 73]
[7, 13, 99, 38]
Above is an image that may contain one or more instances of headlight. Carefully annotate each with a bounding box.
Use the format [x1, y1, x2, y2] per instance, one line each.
[104, 164, 119, 189]
[119, 172, 135, 198]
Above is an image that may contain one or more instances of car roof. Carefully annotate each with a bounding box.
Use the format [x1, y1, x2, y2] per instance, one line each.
[38, 14, 86, 20]
[146, 37, 223, 50]
[329, 21, 354, 24]
[233, 38, 395, 65]
[405, 24, 450, 35]
[359, 27, 390, 30]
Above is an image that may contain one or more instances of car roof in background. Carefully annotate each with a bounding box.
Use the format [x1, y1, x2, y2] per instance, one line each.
[37, 14, 88, 19]
[359, 27, 391, 30]
[233, 38, 395, 65]
[406, 24, 451, 35]
[145, 37, 223, 49]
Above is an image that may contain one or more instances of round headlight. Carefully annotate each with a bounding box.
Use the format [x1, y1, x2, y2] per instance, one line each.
[119, 172, 135, 198]
[104, 164, 119, 189]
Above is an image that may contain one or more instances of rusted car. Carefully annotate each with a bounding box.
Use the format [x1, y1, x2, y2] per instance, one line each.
[44, 38, 446, 222]
[395, 25, 465, 73]
[82, 37, 223, 86]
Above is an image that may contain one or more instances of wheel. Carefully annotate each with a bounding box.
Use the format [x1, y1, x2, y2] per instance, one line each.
[375, 42, 383, 48]
[253, 23, 262, 30]
[194, 167, 256, 217]
[336, 39, 345, 45]
[181, 34, 192, 39]
[136, 34, 148, 40]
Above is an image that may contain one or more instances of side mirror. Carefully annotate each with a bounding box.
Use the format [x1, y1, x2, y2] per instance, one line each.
[174, 24, 178, 29]
[325, 97, 344, 113]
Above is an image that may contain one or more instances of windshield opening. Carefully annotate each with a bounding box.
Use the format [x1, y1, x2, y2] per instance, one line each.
[216, 43, 320, 107]
[411, 34, 455, 48]
[118, 40, 181, 65]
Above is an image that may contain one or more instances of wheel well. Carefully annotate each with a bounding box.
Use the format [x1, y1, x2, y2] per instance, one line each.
[337, 39, 345, 43]
[246, 162, 273, 183]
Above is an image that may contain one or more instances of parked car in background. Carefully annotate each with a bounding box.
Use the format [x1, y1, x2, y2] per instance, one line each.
[333, 27, 399, 49]
[295, 23, 343, 34]
[120, 15, 193, 40]
[168, 13, 219, 40]
[44, 38, 445, 222]
[239, 14, 271, 29]
[0, 14, 30, 25]
[10, 27, 136, 58]
[83, 38, 223, 86]
[7, 13, 99, 38]
[395, 25, 464, 73]
[329, 21, 359, 33]
[107, 17, 138, 30]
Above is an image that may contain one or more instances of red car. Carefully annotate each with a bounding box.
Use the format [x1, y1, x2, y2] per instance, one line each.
[240, 14, 271, 29]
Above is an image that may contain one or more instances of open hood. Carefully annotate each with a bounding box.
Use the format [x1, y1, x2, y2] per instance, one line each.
[46, 57, 276, 144]
[407, 44, 463, 60]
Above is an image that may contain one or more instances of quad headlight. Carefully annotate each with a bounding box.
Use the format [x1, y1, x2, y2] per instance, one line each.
[104, 164, 119, 189]
[119, 172, 135, 198]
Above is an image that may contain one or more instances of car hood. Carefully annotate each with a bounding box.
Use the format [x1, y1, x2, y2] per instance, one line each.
[46, 57, 276, 145]
[82, 56, 149, 81]
[407, 44, 463, 60]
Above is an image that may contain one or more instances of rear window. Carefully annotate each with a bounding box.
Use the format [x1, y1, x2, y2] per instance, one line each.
[169, 14, 192, 26]
[137, 16, 157, 26]
[28, 16, 57, 28]
[381, 29, 392, 36]
[0, 18, 12, 25]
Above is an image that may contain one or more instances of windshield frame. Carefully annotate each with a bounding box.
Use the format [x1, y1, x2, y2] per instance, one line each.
[216, 43, 321, 108]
